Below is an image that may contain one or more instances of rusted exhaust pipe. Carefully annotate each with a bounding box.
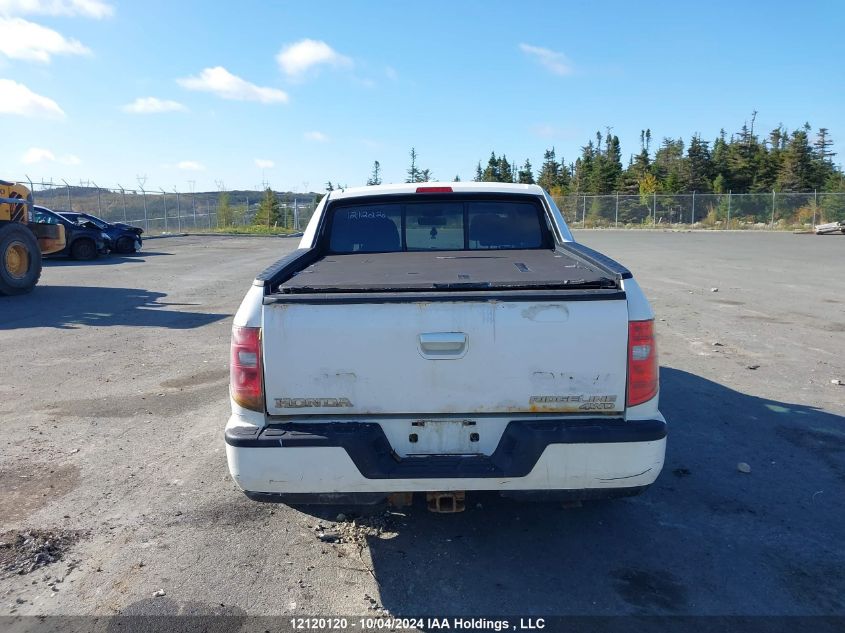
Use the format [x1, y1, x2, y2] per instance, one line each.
[426, 491, 466, 513]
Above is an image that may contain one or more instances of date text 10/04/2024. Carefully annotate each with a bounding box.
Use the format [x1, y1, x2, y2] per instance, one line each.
[290, 617, 546, 631]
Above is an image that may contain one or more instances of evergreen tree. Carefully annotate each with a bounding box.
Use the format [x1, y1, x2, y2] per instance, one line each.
[217, 191, 235, 226]
[366, 160, 382, 186]
[595, 132, 623, 193]
[811, 127, 837, 189]
[758, 126, 786, 191]
[573, 141, 595, 193]
[711, 130, 730, 191]
[777, 128, 814, 191]
[325, 181, 334, 192]
[498, 154, 514, 182]
[686, 134, 712, 192]
[725, 120, 762, 192]
[537, 148, 562, 193]
[517, 159, 535, 184]
[482, 151, 501, 182]
[454, 174, 461, 182]
[617, 156, 641, 194]
[821, 171, 845, 221]
[627, 129, 652, 187]
[652, 138, 685, 193]
[254, 187, 281, 227]
[406, 147, 422, 183]
[474, 162, 483, 182]
[814, 127, 836, 164]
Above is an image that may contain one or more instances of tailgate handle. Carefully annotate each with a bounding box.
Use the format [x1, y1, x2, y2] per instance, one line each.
[418, 332, 468, 359]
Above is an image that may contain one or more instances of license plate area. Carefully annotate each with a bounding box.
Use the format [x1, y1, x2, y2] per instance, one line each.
[404, 419, 482, 456]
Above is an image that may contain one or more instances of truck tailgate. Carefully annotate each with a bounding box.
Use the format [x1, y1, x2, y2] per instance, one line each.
[262, 297, 629, 416]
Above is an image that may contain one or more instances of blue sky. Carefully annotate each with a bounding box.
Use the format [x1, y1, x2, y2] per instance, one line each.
[2, 0, 844, 192]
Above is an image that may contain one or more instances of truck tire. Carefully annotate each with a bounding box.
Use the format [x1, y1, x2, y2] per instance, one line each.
[70, 238, 98, 260]
[0, 222, 42, 295]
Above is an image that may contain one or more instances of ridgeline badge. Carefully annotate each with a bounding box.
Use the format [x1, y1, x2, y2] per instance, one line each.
[530, 394, 618, 410]
[275, 397, 354, 408]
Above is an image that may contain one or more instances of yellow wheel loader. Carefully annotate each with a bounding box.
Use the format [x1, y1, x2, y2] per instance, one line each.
[0, 180, 66, 295]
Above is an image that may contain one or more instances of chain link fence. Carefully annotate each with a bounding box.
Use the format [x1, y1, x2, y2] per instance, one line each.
[17, 179, 319, 235]
[554, 191, 845, 229]
[14, 178, 845, 233]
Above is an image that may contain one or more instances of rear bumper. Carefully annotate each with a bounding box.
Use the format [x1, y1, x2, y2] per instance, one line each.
[225, 416, 666, 496]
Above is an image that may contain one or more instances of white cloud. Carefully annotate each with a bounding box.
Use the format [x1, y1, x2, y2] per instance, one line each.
[0, 17, 90, 62]
[519, 43, 573, 76]
[304, 131, 328, 142]
[254, 159, 274, 169]
[21, 146, 53, 163]
[276, 39, 352, 78]
[21, 146, 79, 165]
[177, 160, 204, 171]
[0, 0, 114, 19]
[0, 78, 64, 118]
[122, 97, 187, 114]
[177, 66, 288, 104]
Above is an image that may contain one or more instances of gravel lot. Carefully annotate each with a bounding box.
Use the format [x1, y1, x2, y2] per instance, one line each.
[0, 231, 843, 619]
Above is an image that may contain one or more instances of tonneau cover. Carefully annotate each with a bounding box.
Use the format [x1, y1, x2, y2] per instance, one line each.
[278, 249, 615, 293]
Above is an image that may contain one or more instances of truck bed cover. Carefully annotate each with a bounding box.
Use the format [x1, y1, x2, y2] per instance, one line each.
[277, 248, 616, 293]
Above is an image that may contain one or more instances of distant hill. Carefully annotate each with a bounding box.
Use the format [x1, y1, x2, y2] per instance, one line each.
[30, 185, 319, 226]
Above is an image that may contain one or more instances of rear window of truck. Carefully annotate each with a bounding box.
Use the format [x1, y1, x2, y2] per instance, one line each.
[327, 199, 549, 253]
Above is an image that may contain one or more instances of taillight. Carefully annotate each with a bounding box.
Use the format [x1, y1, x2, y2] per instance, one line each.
[627, 319, 658, 407]
[415, 186, 453, 193]
[230, 326, 263, 411]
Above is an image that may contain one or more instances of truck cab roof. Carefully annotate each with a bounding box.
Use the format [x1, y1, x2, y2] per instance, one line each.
[327, 181, 546, 200]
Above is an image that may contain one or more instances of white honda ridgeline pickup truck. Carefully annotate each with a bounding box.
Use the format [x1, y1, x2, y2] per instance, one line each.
[226, 182, 666, 510]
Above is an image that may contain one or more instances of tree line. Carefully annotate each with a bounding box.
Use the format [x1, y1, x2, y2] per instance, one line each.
[353, 114, 843, 196]
[473, 115, 842, 196]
